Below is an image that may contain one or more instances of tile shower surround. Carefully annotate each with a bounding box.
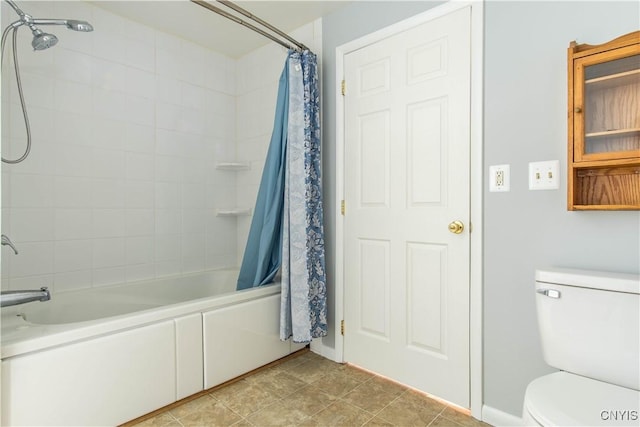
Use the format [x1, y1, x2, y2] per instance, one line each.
[0, 1, 320, 292]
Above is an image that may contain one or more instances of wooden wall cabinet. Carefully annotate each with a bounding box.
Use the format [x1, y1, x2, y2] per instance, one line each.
[568, 31, 640, 210]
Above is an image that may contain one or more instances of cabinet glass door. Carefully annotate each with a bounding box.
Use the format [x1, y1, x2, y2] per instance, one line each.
[576, 52, 640, 160]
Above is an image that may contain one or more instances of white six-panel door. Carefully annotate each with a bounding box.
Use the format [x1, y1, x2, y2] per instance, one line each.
[343, 7, 471, 407]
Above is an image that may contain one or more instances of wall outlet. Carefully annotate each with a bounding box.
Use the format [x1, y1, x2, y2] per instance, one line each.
[529, 160, 559, 190]
[489, 164, 510, 192]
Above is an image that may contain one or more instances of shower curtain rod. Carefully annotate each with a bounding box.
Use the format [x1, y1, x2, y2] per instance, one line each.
[190, 0, 309, 52]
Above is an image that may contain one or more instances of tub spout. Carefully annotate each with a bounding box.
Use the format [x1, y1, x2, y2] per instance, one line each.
[1, 235, 18, 255]
[1, 287, 51, 307]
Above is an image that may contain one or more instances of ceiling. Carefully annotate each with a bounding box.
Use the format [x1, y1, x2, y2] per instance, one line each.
[91, 1, 351, 58]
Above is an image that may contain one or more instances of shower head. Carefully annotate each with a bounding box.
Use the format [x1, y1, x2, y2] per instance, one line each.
[30, 27, 58, 50]
[19, 18, 92, 51]
[65, 20, 93, 32]
[3, 1, 93, 51]
[28, 18, 94, 32]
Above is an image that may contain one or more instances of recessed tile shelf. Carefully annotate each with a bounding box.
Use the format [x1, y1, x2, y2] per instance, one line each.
[215, 163, 251, 216]
[216, 208, 252, 217]
[215, 162, 251, 171]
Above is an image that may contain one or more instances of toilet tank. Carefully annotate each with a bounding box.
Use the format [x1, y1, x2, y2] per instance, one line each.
[535, 268, 640, 391]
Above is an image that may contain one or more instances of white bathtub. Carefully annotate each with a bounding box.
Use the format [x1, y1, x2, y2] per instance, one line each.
[1, 269, 303, 426]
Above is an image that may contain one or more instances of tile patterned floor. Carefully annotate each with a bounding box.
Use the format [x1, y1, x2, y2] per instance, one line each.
[132, 351, 491, 427]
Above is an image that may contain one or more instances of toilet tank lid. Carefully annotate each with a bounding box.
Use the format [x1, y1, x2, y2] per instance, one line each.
[536, 268, 640, 295]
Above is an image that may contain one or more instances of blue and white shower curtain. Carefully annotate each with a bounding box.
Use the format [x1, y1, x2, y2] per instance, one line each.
[237, 50, 327, 343]
[279, 51, 327, 343]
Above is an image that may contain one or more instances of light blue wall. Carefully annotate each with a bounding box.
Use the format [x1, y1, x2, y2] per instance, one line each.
[483, 0, 639, 416]
[322, 0, 640, 419]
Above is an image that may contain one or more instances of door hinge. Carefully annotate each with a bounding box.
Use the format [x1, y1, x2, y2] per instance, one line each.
[340, 199, 345, 215]
[341, 320, 345, 335]
[341, 79, 346, 96]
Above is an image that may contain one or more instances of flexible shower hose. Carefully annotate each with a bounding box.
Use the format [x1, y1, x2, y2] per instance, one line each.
[1, 24, 32, 164]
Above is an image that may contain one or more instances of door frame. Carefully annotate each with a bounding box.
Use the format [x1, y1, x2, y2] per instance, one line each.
[331, 1, 483, 418]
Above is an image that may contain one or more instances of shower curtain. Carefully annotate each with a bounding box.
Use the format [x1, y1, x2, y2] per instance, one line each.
[237, 50, 327, 343]
[236, 61, 289, 291]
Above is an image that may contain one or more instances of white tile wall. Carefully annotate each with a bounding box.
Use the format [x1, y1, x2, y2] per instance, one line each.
[1, 0, 322, 293]
[1, 1, 237, 292]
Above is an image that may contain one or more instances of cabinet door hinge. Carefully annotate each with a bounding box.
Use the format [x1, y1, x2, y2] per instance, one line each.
[341, 79, 346, 96]
[341, 320, 345, 335]
[340, 199, 345, 216]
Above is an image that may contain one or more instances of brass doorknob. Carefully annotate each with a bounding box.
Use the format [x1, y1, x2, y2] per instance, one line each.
[448, 220, 464, 234]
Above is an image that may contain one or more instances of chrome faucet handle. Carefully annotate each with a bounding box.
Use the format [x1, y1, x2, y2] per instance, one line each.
[1, 234, 19, 255]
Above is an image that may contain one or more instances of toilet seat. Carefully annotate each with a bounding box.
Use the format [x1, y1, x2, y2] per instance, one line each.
[524, 372, 640, 426]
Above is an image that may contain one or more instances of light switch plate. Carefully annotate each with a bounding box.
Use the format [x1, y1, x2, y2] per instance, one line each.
[529, 160, 559, 190]
[489, 164, 510, 192]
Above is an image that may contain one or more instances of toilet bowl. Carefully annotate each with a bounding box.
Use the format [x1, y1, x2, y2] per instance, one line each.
[523, 269, 640, 426]
[523, 372, 639, 426]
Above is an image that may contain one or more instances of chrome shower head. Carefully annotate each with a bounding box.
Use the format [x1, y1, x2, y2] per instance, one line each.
[30, 27, 58, 50]
[3, 1, 93, 51]
[65, 20, 93, 32]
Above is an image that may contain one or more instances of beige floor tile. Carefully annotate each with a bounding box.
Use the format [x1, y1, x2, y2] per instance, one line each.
[209, 378, 280, 417]
[305, 401, 373, 427]
[429, 414, 464, 426]
[311, 369, 364, 397]
[130, 352, 492, 427]
[341, 381, 400, 413]
[281, 384, 338, 416]
[363, 416, 395, 426]
[298, 350, 325, 362]
[272, 354, 310, 371]
[246, 399, 310, 426]
[376, 390, 445, 426]
[366, 375, 409, 397]
[338, 364, 376, 383]
[177, 400, 242, 427]
[247, 370, 309, 398]
[169, 395, 219, 420]
[282, 357, 343, 384]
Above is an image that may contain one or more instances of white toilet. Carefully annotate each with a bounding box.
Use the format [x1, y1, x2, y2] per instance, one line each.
[523, 268, 640, 426]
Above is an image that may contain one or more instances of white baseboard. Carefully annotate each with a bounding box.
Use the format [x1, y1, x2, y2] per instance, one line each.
[482, 405, 523, 426]
[310, 339, 337, 362]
